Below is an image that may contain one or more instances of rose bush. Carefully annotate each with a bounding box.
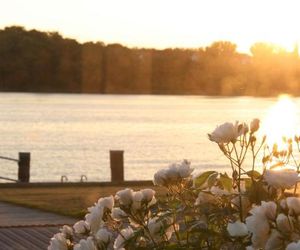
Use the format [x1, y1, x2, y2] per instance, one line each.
[49, 119, 300, 250]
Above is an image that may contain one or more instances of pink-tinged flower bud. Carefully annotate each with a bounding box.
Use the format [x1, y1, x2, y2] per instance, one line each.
[287, 197, 300, 215]
[276, 213, 293, 233]
[250, 118, 260, 133]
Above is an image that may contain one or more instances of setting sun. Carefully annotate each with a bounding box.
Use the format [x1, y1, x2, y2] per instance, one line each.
[260, 95, 298, 147]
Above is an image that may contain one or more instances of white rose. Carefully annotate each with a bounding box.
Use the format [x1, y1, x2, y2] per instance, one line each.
[73, 220, 90, 234]
[248, 201, 277, 221]
[95, 228, 113, 244]
[132, 191, 143, 210]
[245, 201, 277, 248]
[166, 164, 179, 181]
[48, 233, 68, 250]
[141, 188, 156, 207]
[74, 237, 97, 250]
[287, 240, 300, 250]
[240, 122, 249, 135]
[276, 213, 293, 233]
[60, 225, 73, 238]
[177, 160, 193, 178]
[264, 229, 283, 250]
[227, 221, 248, 237]
[246, 212, 270, 248]
[264, 169, 299, 189]
[153, 169, 168, 186]
[97, 195, 114, 211]
[280, 199, 287, 210]
[111, 207, 127, 220]
[208, 121, 241, 144]
[287, 197, 300, 215]
[113, 227, 134, 250]
[141, 188, 155, 203]
[250, 118, 260, 133]
[261, 201, 277, 221]
[115, 188, 134, 206]
[154, 161, 193, 186]
[85, 205, 104, 233]
[148, 217, 162, 237]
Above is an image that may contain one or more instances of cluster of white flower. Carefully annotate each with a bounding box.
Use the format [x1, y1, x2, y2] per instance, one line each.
[48, 187, 162, 250]
[49, 196, 115, 250]
[49, 118, 300, 249]
[115, 188, 156, 210]
[244, 198, 300, 249]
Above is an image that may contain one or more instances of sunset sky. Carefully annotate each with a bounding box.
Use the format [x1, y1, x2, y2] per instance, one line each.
[1, 0, 300, 53]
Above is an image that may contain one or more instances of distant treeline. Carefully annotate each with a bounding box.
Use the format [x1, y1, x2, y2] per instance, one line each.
[0, 26, 300, 96]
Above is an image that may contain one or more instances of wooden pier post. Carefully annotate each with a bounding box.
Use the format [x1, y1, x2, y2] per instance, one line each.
[18, 152, 30, 183]
[110, 150, 124, 182]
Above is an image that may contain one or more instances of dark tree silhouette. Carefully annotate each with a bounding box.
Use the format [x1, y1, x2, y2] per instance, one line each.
[0, 26, 300, 96]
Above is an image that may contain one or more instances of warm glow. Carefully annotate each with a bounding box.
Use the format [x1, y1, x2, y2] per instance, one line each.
[260, 95, 298, 148]
[0, 0, 300, 53]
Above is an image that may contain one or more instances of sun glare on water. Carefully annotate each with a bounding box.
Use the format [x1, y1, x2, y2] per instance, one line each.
[260, 95, 298, 148]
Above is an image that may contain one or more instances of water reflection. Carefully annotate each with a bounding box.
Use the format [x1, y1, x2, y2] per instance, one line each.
[0, 93, 298, 182]
[260, 95, 299, 149]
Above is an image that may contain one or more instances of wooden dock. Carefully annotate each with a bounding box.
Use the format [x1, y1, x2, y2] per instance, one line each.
[0, 202, 76, 249]
[0, 226, 59, 250]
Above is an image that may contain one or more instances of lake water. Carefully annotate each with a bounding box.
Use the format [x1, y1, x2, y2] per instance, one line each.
[0, 93, 299, 182]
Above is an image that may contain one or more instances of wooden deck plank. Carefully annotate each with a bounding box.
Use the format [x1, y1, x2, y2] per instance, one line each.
[0, 201, 76, 227]
[0, 201, 77, 249]
[0, 226, 60, 250]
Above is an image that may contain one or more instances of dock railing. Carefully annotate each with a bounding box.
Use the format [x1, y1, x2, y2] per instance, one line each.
[0, 151, 125, 183]
[0, 152, 30, 183]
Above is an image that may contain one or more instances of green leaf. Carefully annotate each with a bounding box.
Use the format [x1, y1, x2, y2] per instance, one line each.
[219, 173, 232, 191]
[248, 180, 271, 204]
[207, 172, 219, 188]
[244, 178, 252, 190]
[245, 170, 261, 180]
[194, 171, 217, 188]
[164, 244, 183, 250]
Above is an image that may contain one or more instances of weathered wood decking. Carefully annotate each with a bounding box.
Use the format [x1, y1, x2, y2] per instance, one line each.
[0, 202, 76, 249]
[0, 226, 59, 250]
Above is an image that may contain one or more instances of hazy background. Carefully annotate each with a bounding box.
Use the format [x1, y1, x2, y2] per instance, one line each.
[1, 0, 300, 53]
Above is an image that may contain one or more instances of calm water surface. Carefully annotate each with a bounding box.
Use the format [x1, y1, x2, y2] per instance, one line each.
[0, 93, 298, 182]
